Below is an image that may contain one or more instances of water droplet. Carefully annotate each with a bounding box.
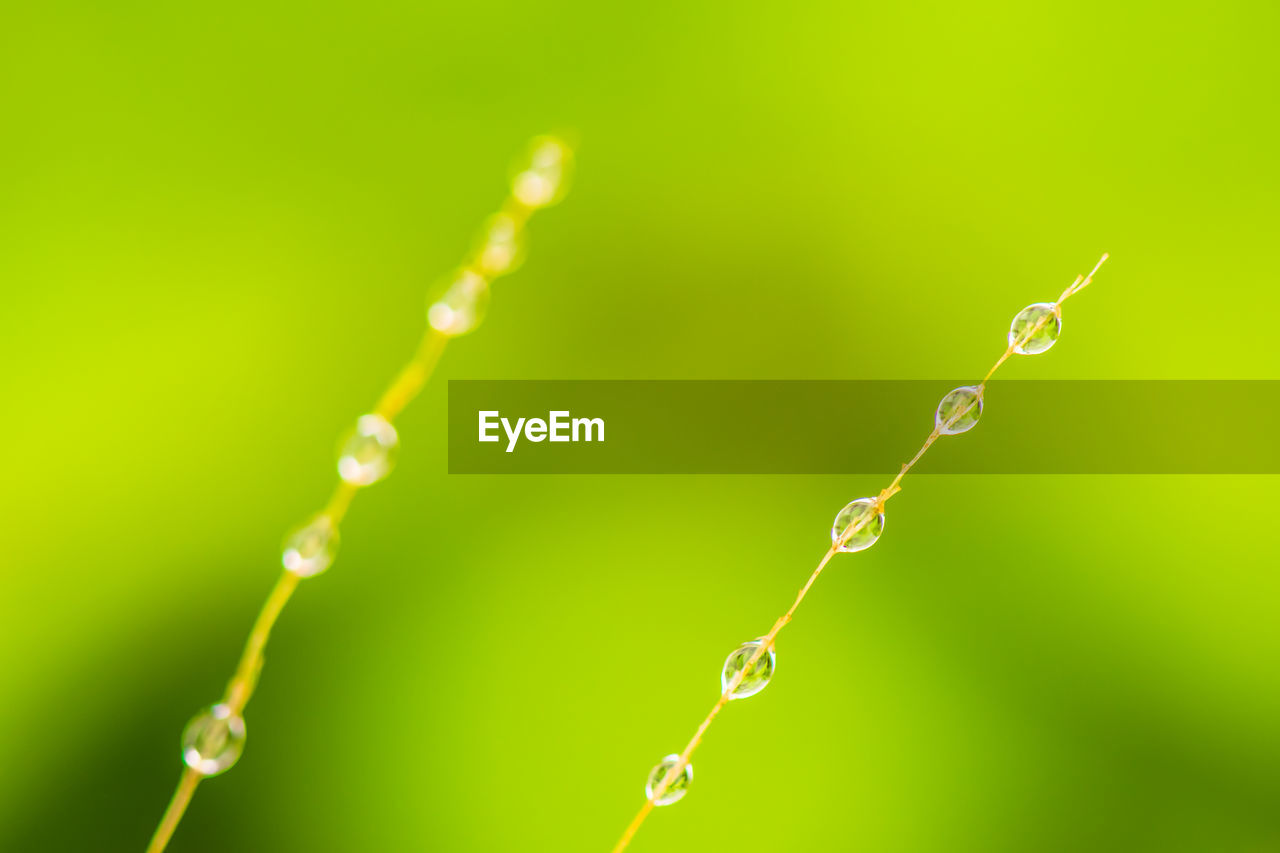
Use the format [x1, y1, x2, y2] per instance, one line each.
[935, 385, 983, 435]
[472, 213, 526, 278]
[337, 414, 399, 486]
[831, 497, 885, 553]
[282, 514, 339, 578]
[510, 136, 572, 208]
[722, 639, 775, 700]
[645, 754, 692, 806]
[181, 703, 245, 776]
[1008, 302, 1061, 354]
[428, 270, 490, 337]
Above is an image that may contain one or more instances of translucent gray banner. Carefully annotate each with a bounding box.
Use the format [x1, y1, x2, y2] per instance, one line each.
[446, 381, 1279, 474]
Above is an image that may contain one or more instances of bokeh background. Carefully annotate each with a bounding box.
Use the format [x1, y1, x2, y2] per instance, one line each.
[2, 1, 1278, 850]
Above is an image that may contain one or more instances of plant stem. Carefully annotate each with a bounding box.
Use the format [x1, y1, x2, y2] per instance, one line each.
[145, 136, 572, 852]
[145, 768, 201, 853]
[224, 571, 301, 712]
[610, 253, 1108, 851]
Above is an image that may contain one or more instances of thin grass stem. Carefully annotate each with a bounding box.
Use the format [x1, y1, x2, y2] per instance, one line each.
[612, 253, 1109, 851]
[145, 768, 201, 853]
[144, 135, 572, 852]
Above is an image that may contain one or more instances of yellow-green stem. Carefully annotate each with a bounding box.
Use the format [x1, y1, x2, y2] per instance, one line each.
[611, 253, 1108, 852]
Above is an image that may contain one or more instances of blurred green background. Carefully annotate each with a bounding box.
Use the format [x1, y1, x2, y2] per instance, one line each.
[1, 0, 1278, 850]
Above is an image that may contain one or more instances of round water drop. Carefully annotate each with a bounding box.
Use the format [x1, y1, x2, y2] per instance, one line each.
[645, 754, 692, 806]
[282, 513, 339, 578]
[337, 414, 399, 486]
[181, 703, 245, 776]
[935, 385, 983, 435]
[428, 270, 490, 337]
[831, 497, 885, 553]
[721, 639, 775, 700]
[510, 136, 572, 208]
[1008, 302, 1061, 354]
[513, 172, 554, 207]
[473, 213, 526, 278]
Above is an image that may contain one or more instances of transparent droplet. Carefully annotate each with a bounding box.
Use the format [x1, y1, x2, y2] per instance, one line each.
[1008, 302, 1061, 354]
[337, 414, 399, 486]
[935, 385, 983, 435]
[831, 497, 885, 553]
[472, 213, 526, 278]
[181, 703, 246, 776]
[721, 639, 775, 700]
[510, 136, 573, 208]
[645, 754, 693, 806]
[282, 513, 339, 578]
[428, 269, 490, 337]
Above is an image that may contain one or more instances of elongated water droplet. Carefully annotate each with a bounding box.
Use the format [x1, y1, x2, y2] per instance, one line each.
[935, 385, 983, 435]
[722, 639, 775, 700]
[428, 269, 490, 337]
[1008, 302, 1061, 354]
[337, 414, 399, 486]
[831, 497, 885, 553]
[472, 213, 526, 278]
[181, 703, 246, 776]
[645, 754, 692, 806]
[282, 513, 339, 578]
[510, 136, 572, 209]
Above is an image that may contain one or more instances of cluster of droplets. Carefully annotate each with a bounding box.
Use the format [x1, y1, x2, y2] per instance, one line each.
[428, 136, 573, 337]
[643, 638, 779, 806]
[633, 268, 1100, 816]
[169, 136, 572, 790]
[175, 407, 398, 778]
